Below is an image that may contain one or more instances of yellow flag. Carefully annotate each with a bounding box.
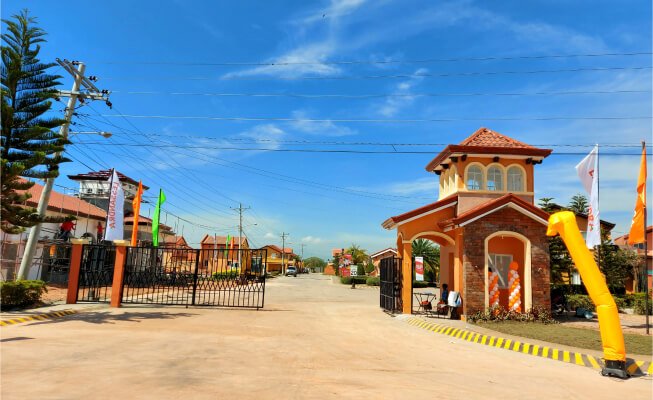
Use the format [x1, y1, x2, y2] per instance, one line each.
[131, 181, 143, 246]
[628, 146, 647, 245]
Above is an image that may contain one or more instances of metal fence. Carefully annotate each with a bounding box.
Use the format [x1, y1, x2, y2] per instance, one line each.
[77, 244, 116, 303]
[380, 256, 402, 313]
[121, 246, 267, 308]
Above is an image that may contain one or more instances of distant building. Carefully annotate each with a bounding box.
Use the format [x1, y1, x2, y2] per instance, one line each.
[613, 226, 653, 292]
[369, 248, 398, 276]
[260, 244, 295, 273]
[68, 169, 149, 213]
[199, 235, 249, 271]
[125, 215, 175, 245]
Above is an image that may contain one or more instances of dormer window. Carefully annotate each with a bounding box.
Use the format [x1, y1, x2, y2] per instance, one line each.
[466, 165, 483, 190]
[507, 166, 524, 192]
[487, 166, 503, 191]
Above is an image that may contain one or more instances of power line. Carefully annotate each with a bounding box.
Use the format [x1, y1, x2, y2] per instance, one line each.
[108, 89, 651, 99]
[77, 141, 652, 156]
[94, 113, 651, 123]
[96, 51, 652, 66]
[101, 65, 652, 81]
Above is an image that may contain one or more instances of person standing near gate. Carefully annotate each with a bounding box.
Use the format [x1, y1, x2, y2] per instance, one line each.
[96, 222, 104, 242]
[58, 217, 76, 241]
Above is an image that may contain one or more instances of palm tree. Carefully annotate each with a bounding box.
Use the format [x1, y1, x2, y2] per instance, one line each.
[412, 239, 440, 282]
[346, 244, 369, 266]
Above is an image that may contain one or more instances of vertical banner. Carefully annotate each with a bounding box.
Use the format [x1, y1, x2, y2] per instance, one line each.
[152, 189, 166, 247]
[131, 180, 143, 246]
[104, 169, 125, 242]
[575, 145, 601, 248]
[628, 144, 647, 245]
[415, 256, 424, 281]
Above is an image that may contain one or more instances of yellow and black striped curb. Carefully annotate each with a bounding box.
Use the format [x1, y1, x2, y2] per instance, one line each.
[0, 309, 79, 326]
[407, 317, 652, 376]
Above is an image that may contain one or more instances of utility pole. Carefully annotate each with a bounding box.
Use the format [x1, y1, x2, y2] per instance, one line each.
[300, 243, 306, 271]
[280, 232, 289, 274]
[231, 203, 250, 269]
[18, 59, 110, 279]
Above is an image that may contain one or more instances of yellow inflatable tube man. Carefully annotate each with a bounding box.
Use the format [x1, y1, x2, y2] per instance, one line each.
[547, 211, 627, 377]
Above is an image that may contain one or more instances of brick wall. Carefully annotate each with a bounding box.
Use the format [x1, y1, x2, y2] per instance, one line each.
[461, 207, 550, 316]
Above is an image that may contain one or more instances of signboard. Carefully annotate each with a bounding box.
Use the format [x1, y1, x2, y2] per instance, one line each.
[415, 256, 424, 281]
[350, 265, 358, 276]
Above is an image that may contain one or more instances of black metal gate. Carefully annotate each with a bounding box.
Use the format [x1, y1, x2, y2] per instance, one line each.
[380, 256, 402, 313]
[121, 246, 266, 309]
[77, 244, 116, 303]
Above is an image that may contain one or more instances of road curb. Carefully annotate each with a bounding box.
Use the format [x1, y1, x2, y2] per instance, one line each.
[0, 309, 79, 326]
[406, 317, 652, 377]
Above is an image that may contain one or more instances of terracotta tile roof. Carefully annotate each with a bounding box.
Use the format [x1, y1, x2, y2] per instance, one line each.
[613, 225, 653, 245]
[263, 244, 293, 254]
[370, 248, 398, 258]
[67, 169, 150, 189]
[23, 181, 106, 220]
[200, 235, 247, 245]
[125, 215, 173, 231]
[438, 193, 549, 229]
[424, 127, 552, 172]
[382, 194, 458, 229]
[459, 127, 535, 148]
[162, 235, 191, 248]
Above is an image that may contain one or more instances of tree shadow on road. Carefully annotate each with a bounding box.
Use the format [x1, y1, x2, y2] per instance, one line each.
[25, 310, 198, 326]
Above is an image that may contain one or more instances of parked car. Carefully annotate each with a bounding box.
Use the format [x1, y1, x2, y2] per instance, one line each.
[285, 266, 297, 277]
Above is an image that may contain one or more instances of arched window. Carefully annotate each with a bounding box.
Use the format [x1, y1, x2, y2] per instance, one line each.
[466, 165, 483, 190]
[487, 166, 504, 191]
[507, 166, 524, 192]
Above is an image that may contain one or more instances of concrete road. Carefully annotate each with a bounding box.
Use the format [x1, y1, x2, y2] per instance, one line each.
[1, 274, 650, 399]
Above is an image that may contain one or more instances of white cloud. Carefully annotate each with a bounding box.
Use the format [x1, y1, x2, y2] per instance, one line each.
[264, 232, 277, 239]
[288, 110, 356, 136]
[378, 68, 428, 117]
[301, 235, 323, 244]
[239, 124, 286, 150]
[383, 177, 439, 196]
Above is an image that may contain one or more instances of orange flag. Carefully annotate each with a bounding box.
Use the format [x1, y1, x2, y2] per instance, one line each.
[131, 181, 143, 246]
[628, 145, 647, 245]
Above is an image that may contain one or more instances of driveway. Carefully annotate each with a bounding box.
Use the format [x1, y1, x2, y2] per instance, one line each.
[1, 274, 650, 399]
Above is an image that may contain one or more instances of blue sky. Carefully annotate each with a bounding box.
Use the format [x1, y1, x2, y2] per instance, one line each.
[3, 0, 652, 259]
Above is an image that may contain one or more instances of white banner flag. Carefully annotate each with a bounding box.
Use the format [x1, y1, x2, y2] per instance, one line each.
[575, 146, 601, 248]
[415, 256, 424, 281]
[104, 169, 125, 242]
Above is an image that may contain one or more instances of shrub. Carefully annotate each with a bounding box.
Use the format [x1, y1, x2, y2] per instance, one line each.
[566, 294, 595, 312]
[340, 276, 367, 285]
[364, 264, 375, 274]
[0, 280, 48, 310]
[366, 277, 380, 286]
[212, 271, 238, 279]
[467, 305, 557, 324]
[412, 280, 429, 288]
[633, 292, 653, 315]
[613, 296, 627, 312]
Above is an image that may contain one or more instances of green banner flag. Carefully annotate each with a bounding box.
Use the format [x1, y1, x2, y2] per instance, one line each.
[152, 189, 166, 247]
[225, 234, 231, 256]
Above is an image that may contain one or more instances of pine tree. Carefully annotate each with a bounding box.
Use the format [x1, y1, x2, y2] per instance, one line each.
[568, 194, 589, 214]
[1, 10, 68, 233]
[539, 197, 573, 284]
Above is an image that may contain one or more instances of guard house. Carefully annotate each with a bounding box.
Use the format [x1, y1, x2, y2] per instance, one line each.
[382, 128, 553, 318]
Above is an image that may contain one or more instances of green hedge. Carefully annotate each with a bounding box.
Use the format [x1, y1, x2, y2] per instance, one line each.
[340, 276, 368, 285]
[550, 283, 626, 296]
[0, 280, 47, 310]
[412, 280, 429, 288]
[633, 292, 653, 315]
[366, 277, 380, 286]
[566, 294, 595, 312]
[212, 271, 239, 279]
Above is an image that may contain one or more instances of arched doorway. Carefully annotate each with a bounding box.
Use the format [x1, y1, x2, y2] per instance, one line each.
[407, 232, 455, 313]
[484, 231, 532, 311]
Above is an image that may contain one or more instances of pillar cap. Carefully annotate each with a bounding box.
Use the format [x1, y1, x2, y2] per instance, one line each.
[70, 238, 90, 245]
[113, 240, 130, 247]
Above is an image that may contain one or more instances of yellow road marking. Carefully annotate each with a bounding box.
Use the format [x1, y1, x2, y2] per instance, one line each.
[627, 361, 644, 374]
[495, 338, 504, 348]
[542, 347, 549, 358]
[512, 341, 521, 351]
[552, 349, 559, 360]
[503, 339, 512, 349]
[531, 345, 539, 356]
[481, 335, 488, 345]
[522, 344, 530, 354]
[574, 353, 585, 366]
[563, 351, 571, 363]
[586, 355, 601, 370]
[647, 362, 653, 375]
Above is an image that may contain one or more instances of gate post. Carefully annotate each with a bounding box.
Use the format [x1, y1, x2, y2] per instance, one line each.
[66, 238, 89, 304]
[110, 240, 130, 308]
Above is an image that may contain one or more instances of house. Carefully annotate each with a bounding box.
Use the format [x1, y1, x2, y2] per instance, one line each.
[198, 235, 249, 271]
[613, 226, 653, 292]
[261, 244, 295, 273]
[68, 169, 148, 213]
[1, 181, 106, 280]
[369, 248, 398, 276]
[382, 127, 553, 318]
[125, 215, 175, 245]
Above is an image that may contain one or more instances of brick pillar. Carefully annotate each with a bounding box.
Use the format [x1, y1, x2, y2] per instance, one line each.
[110, 240, 130, 308]
[66, 238, 89, 304]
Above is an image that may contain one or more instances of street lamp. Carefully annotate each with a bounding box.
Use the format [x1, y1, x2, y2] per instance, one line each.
[69, 131, 112, 138]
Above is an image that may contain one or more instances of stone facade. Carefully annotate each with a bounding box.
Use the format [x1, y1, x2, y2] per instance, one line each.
[461, 207, 550, 316]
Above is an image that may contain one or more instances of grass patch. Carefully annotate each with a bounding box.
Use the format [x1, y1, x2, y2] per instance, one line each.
[472, 321, 652, 356]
